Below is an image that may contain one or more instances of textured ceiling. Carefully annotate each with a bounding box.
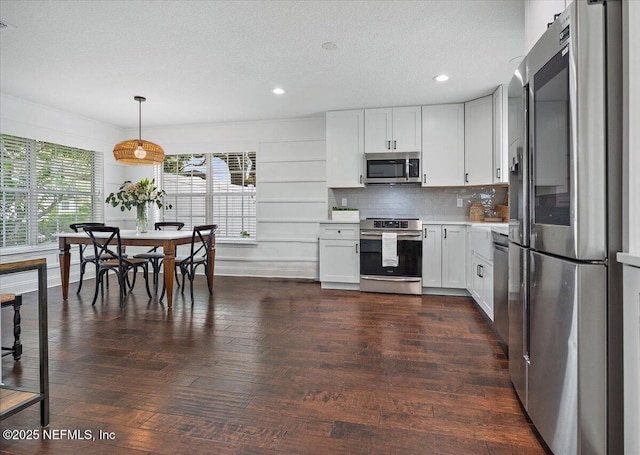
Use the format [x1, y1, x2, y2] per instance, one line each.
[0, 0, 524, 129]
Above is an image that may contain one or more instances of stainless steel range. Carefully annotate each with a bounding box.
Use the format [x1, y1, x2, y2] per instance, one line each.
[359, 218, 422, 295]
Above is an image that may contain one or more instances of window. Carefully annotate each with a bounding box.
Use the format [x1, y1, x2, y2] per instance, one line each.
[0, 134, 104, 249]
[157, 152, 256, 241]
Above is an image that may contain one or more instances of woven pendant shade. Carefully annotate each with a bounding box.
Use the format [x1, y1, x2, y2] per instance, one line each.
[113, 140, 165, 165]
[113, 95, 165, 165]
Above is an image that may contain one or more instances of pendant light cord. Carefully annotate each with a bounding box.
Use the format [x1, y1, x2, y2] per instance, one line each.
[138, 98, 142, 141]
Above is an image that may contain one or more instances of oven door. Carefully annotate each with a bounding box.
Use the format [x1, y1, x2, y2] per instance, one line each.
[360, 231, 422, 278]
[528, 1, 606, 261]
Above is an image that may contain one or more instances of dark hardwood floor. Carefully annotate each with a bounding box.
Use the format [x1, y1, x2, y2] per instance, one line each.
[1, 275, 547, 454]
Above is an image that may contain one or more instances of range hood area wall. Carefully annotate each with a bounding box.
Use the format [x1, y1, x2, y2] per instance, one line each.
[329, 186, 507, 220]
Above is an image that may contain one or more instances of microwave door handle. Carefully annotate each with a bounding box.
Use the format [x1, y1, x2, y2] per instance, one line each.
[405, 159, 410, 181]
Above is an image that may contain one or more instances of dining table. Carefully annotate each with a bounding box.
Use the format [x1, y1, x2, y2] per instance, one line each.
[57, 229, 214, 309]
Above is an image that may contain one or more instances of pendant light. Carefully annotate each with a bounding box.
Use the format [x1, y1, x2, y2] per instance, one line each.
[112, 96, 165, 165]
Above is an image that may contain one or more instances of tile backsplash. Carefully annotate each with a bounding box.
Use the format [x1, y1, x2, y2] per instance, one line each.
[329, 185, 508, 219]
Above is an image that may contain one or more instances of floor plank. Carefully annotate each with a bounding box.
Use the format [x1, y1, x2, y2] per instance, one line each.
[0, 276, 549, 454]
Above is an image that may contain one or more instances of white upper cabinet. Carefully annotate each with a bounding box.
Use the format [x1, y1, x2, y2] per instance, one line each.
[326, 110, 365, 188]
[464, 95, 494, 186]
[493, 85, 509, 184]
[364, 108, 392, 153]
[421, 104, 465, 187]
[364, 106, 421, 154]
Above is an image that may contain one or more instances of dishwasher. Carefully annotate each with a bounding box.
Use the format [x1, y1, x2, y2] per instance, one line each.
[492, 231, 509, 350]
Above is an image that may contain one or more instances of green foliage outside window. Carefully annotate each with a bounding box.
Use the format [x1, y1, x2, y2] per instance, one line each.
[0, 134, 103, 248]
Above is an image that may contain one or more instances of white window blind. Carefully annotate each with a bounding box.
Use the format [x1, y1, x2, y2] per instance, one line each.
[0, 134, 104, 248]
[157, 152, 256, 241]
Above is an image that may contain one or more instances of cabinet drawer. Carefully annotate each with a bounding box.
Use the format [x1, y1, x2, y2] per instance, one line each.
[320, 224, 359, 240]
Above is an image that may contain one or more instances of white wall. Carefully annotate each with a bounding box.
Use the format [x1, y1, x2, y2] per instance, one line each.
[524, 0, 572, 53]
[626, 0, 640, 254]
[1, 94, 327, 291]
[120, 117, 327, 280]
[0, 93, 124, 292]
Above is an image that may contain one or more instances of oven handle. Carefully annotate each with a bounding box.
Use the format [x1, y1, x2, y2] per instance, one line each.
[360, 231, 422, 238]
[360, 276, 422, 283]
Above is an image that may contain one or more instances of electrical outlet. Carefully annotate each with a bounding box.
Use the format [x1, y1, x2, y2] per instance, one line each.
[341, 198, 348, 207]
[457, 197, 463, 208]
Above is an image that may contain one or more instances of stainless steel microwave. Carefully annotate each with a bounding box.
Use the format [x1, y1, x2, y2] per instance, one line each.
[364, 152, 421, 184]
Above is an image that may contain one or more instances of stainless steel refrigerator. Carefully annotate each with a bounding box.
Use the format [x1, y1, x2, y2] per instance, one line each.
[507, 1, 623, 454]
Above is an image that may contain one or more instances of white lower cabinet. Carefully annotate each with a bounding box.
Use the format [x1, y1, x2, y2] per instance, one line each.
[468, 226, 495, 320]
[470, 253, 494, 320]
[422, 225, 442, 287]
[422, 224, 466, 289]
[319, 223, 360, 287]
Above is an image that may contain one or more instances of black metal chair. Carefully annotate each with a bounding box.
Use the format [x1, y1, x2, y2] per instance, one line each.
[133, 222, 184, 291]
[1, 293, 22, 361]
[83, 226, 152, 306]
[160, 224, 216, 303]
[69, 222, 106, 293]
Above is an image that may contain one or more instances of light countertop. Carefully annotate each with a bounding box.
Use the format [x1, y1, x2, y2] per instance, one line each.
[321, 218, 508, 229]
[617, 252, 640, 268]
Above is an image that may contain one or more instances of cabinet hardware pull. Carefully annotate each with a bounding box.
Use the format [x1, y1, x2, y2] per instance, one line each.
[423, 173, 426, 184]
[360, 175, 363, 184]
[387, 140, 391, 150]
[393, 140, 397, 150]
[479, 264, 484, 278]
[424, 228, 427, 239]
[465, 173, 469, 183]
[496, 168, 501, 179]
[355, 244, 358, 253]
[444, 228, 447, 239]
[477, 265, 480, 277]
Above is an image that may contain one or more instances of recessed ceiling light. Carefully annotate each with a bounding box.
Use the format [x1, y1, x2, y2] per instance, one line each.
[272, 87, 285, 95]
[433, 74, 449, 82]
[509, 55, 525, 65]
[322, 42, 337, 51]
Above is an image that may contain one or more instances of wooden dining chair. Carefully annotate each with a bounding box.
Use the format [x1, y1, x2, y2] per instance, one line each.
[69, 222, 106, 294]
[133, 222, 184, 292]
[83, 226, 152, 306]
[159, 224, 216, 303]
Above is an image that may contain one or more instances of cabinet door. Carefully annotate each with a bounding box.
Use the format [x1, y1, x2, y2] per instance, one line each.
[421, 104, 465, 186]
[480, 260, 494, 320]
[392, 106, 421, 153]
[422, 225, 442, 287]
[465, 226, 473, 291]
[364, 108, 393, 154]
[441, 225, 466, 288]
[326, 110, 364, 187]
[470, 254, 483, 301]
[319, 239, 360, 283]
[493, 86, 508, 184]
[464, 96, 494, 186]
